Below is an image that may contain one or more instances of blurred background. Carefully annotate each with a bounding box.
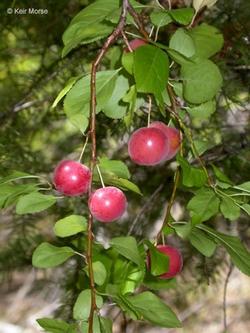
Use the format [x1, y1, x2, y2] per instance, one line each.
[0, 0, 249, 332]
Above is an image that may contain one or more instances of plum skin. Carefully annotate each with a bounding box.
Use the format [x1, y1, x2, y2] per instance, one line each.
[150, 121, 181, 161]
[53, 160, 91, 196]
[128, 127, 169, 166]
[88, 186, 127, 223]
[125, 38, 147, 52]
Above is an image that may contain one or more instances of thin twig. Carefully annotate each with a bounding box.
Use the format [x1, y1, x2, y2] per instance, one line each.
[127, 2, 149, 40]
[122, 30, 133, 52]
[223, 263, 234, 332]
[87, 1, 129, 332]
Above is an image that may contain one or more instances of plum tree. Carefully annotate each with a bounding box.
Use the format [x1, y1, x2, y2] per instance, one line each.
[53, 160, 91, 196]
[128, 127, 169, 166]
[88, 186, 127, 222]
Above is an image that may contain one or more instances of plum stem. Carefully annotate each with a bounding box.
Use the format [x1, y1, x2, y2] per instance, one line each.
[147, 95, 152, 127]
[122, 30, 133, 52]
[96, 164, 105, 188]
[78, 134, 89, 162]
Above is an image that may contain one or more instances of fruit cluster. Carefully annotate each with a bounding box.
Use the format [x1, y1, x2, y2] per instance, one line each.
[53, 121, 182, 278]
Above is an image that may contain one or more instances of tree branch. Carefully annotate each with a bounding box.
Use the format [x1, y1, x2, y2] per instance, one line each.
[87, 1, 129, 332]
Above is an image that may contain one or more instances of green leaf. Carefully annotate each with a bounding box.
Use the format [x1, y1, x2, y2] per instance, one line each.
[32, 242, 75, 268]
[173, 222, 192, 239]
[212, 165, 233, 185]
[37, 318, 73, 333]
[198, 224, 250, 276]
[63, 22, 113, 57]
[123, 85, 137, 127]
[150, 10, 172, 28]
[189, 228, 217, 257]
[145, 241, 169, 276]
[110, 236, 142, 266]
[234, 182, 250, 193]
[122, 51, 134, 75]
[241, 204, 250, 215]
[62, 0, 119, 56]
[73, 289, 103, 320]
[67, 113, 89, 134]
[143, 274, 177, 290]
[64, 70, 120, 131]
[167, 48, 194, 66]
[99, 317, 113, 333]
[192, 139, 215, 156]
[187, 100, 216, 121]
[16, 192, 56, 214]
[134, 45, 169, 101]
[125, 292, 181, 327]
[168, 8, 195, 25]
[181, 59, 223, 104]
[0, 171, 39, 185]
[85, 261, 107, 286]
[105, 46, 122, 69]
[172, 82, 183, 98]
[98, 158, 130, 179]
[52, 76, 82, 108]
[189, 23, 223, 59]
[178, 156, 207, 187]
[169, 28, 195, 58]
[102, 75, 129, 119]
[220, 197, 241, 221]
[187, 188, 220, 224]
[0, 184, 39, 209]
[54, 215, 87, 237]
[81, 314, 110, 333]
[95, 174, 142, 195]
[121, 266, 145, 295]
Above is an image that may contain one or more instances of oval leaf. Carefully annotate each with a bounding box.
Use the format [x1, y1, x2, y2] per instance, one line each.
[170, 28, 195, 58]
[16, 192, 56, 215]
[73, 289, 103, 320]
[134, 45, 169, 102]
[181, 59, 223, 104]
[54, 215, 87, 237]
[198, 224, 250, 275]
[187, 188, 220, 224]
[126, 291, 181, 328]
[32, 242, 75, 268]
[110, 236, 142, 266]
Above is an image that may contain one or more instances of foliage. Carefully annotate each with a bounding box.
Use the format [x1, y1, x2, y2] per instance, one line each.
[0, 0, 249, 332]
